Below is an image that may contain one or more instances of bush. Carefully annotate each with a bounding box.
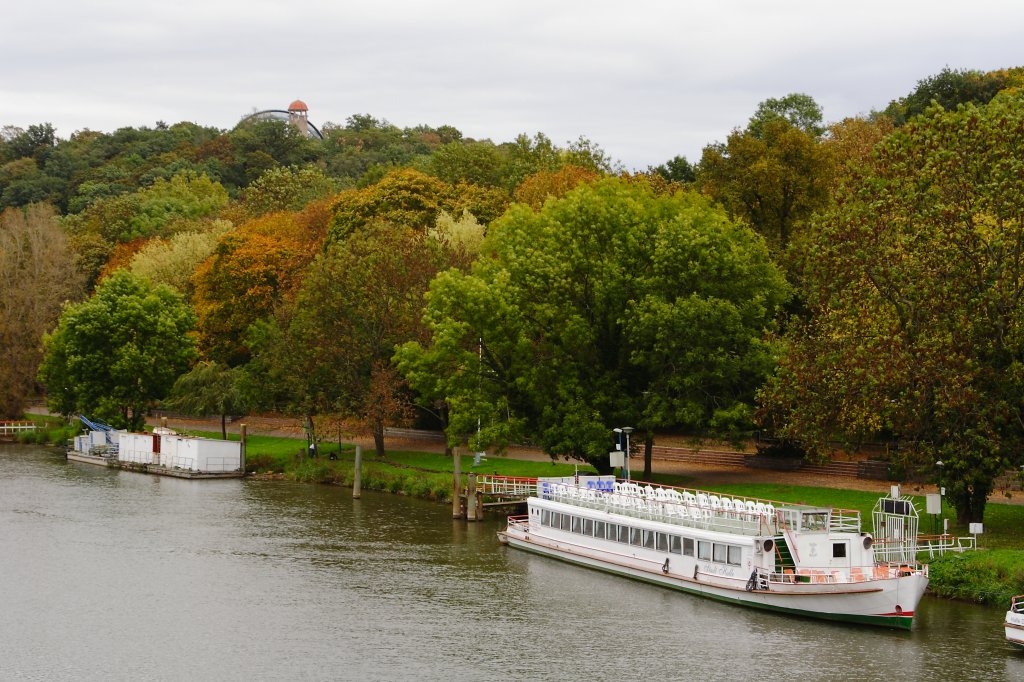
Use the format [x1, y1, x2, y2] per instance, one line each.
[928, 550, 1024, 605]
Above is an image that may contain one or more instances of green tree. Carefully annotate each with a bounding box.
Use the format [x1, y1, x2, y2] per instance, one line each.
[66, 170, 229, 244]
[882, 66, 1022, 126]
[651, 155, 696, 184]
[427, 140, 504, 187]
[127, 221, 233, 294]
[163, 361, 249, 439]
[759, 93, 1024, 524]
[38, 270, 196, 430]
[235, 165, 339, 218]
[262, 225, 447, 455]
[397, 179, 788, 471]
[748, 93, 825, 138]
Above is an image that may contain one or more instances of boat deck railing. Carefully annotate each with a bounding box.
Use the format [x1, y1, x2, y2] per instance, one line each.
[760, 561, 927, 585]
[480, 476, 865, 538]
[542, 481, 780, 537]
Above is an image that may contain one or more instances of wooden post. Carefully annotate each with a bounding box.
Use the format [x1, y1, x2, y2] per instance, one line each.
[452, 447, 463, 518]
[239, 423, 247, 474]
[467, 473, 478, 521]
[353, 445, 362, 499]
[161, 416, 168, 429]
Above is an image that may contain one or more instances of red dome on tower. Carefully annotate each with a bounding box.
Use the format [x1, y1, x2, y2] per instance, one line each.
[288, 99, 308, 112]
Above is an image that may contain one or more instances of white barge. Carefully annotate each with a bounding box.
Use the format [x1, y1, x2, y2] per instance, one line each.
[1007, 595, 1024, 648]
[68, 424, 244, 479]
[498, 476, 928, 629]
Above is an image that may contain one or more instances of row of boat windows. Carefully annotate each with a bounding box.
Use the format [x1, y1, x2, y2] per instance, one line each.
[539, 509, 743, 566]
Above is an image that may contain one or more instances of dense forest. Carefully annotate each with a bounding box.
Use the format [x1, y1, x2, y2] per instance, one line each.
[3, 66, 1024, 523]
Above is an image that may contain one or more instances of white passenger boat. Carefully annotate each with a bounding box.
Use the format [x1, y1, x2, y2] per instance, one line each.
[1007, 595, 1024, 648]
[498, 476, 929, 629]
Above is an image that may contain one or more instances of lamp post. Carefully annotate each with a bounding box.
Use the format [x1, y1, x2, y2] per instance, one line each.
[935, 460, 944, 534]
[614, 427, 634, 481]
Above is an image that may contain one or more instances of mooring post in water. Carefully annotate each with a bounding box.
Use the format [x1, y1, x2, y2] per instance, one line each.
[240, 423, 247, 474]
[467, 473, 478, 521]
[353, 445, 363, 499]
[452, 448, 463, 519]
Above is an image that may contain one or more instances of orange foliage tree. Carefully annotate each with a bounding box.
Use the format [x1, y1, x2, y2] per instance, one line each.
[192, 210, 324, 365]
[512, 165, 602, 210]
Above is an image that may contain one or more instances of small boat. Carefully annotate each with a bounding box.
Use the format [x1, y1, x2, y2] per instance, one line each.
[498, 476, 929, 629]
[1007, 595, 1024, 648]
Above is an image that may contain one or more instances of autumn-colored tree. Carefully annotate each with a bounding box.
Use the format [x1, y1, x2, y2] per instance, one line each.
[0, 204, 85, 417]
[759, 93, 1024, 524]
[327, 168, 448, 242]
[821, 116, 895, 191]
[698, 115, 832, 252]
[512, 165, 602, 210]
[192, 213, 313, 365]
[327, 168, 509, 244]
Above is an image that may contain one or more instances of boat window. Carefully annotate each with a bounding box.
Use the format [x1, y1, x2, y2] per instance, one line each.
[683, 538, 694, 556]
[595, 521, 605, 538]
[727, 545, 742, 566]
[560, 514, 571, 531]
[833, 543, 847, 558]
[630, 527, 642, 545]
[572, 516, 582, 533]
[670, 535, 682, 555]
[656, 532, 669, 552]
[616, 525, 629, 543]
[713, 543, 727, 563]
[541, 510, 550, 526]
[698, 541, 711, 560]
[584, 519, 594, 536]
[643, 530, 656, 549]
[802, 512, 829, 531]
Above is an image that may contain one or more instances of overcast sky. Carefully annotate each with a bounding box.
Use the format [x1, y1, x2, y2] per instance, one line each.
[3, 1, 1023, 170]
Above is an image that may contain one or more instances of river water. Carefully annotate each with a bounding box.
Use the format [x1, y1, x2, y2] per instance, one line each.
[1, 444, 1021, 681]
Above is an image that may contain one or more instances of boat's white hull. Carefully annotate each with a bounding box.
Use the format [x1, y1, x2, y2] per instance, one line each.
[1007, 611, 1024, 648]
[501, 525, 926, 629]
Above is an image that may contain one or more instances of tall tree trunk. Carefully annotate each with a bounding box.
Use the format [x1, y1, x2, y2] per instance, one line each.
[221, 413, 227, 440]
[643, 431, 653, 480]
[955, 483, 990, 525]
[373, 422, 385, 458]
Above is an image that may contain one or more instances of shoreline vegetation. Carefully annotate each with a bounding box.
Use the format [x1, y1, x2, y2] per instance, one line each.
[16, 414, 1024, 607]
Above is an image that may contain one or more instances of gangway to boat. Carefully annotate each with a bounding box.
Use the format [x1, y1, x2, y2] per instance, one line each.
[475, 475, 538, 499]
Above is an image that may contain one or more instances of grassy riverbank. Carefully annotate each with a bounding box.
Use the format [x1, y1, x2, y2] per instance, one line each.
[24, 418, 1024, 605]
